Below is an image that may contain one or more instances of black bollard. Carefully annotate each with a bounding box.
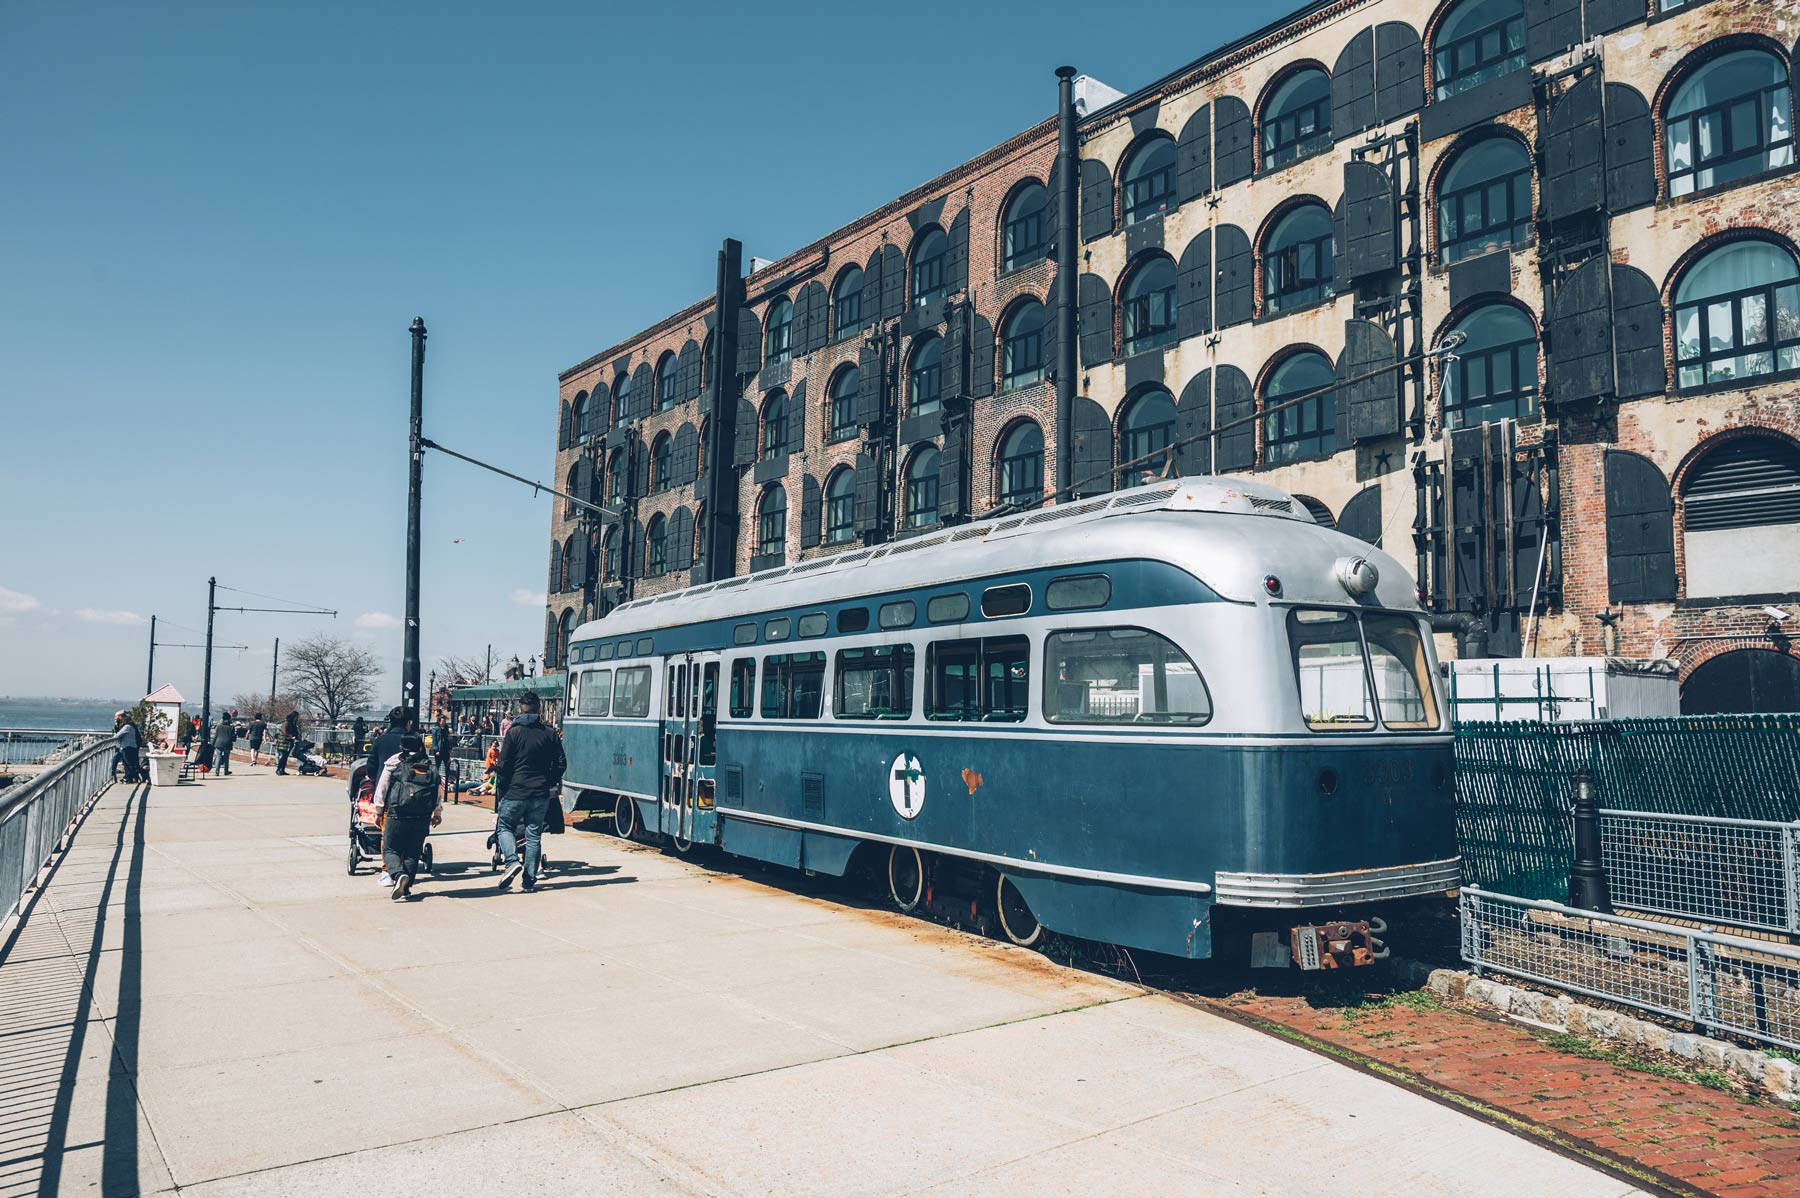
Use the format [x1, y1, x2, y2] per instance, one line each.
[1568, 768, 1613, 913]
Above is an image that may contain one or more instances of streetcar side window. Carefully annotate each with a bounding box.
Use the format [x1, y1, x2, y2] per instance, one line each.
[612, 666, 653, 718]
[1288, 609, 1376, 731]
[733, 622, 758, 645]
[1046, 574, 1111, 611]
[834, 645, 916, 719]
[598, 643, 614, 661]
[636, 637, 653, 656]
[766, 617, 791, 642]
[798, 612, 829, 638]
[1362, 613, 1440, 730]
[926, 593, 970, 623]
[879, 600, 916, 629]
[837, 607, 870, 633]
[926, 636, 1029, 722]
[729, 658, 756, 718]
[980, 584, 1032, 618]
[579, 669, 613, 717]
[1043, 628, 1211, 725]
[568, 671, 581, 712]
[761, 652, 827, 719]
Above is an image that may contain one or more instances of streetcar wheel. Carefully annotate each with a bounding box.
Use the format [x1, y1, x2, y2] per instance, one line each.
[887, 845, 925, 913]
[612, 793, 638, 840]
[995, 873, 1043, 948]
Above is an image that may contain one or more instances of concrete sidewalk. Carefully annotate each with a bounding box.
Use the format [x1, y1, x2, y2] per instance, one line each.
[2, 765, 1651, 1197]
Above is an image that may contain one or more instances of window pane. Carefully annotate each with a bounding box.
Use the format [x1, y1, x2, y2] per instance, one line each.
[980, 584, 1031, 618]
[1288, 609, 1374, 730]
[834, 645, 916, 719]
[879, 600, 916, 629]
[1045, 574, 1111, 611]
[729, 659, 755, 718]
[798, 613, 829, 638]
[579, 669, 613, 717]
[1045, 628, 1211, 724]
[1361, 614, 1439, 729]
[613, 666, 652, 718]
[927, 593, 970, 623]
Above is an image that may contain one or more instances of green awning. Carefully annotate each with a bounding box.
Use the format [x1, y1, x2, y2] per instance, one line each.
[447, 673, 565, 702]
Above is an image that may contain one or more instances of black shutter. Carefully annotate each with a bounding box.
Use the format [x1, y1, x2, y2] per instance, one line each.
[627, 520, 646, 581]
[549, 538, 562, 593]
[631, 363, 653, 420]
[800, 474, 822, 548]
[671, 507, 694, 570]
[938, 423, 967, 522]
[1175, 370, 1212, 476]
[568, 534, 589, 592]
[736, 308, 763, 376]
[591, 381, 610, 435]
[1338, 485, 1382, 545]
[629, 440, 648, 498]
[733, 398, 758, 466]
[1331, 196, 1351, 295]
[1337, 318, 1401, 445]
[1604, 83, 1656, 214]
[1341, 161, 1397, 279]
[1373, 22, 1425, 124]
[809, 282, 834, 354]
[673, 422, 699, 483]
[1550, 255, 1613, 404]
[1042, 160, 1064, 260]
[1544, 75, 1604, 222]
[1177, 104, 1211, 202]
[1079, 158, 1114, 243]
[1510, 466, 1546, 609]
[570, 457, 593, 509]
[947, 209, 969, 294]
[679, 338, 702, 401]
[1584, 0, 1641, 37]
[1041, 278, 1061, 382]
[787, 379, 807, 453]
[1214, 97, 1252, 187]
[1612, 265, 1665, 400]
[561, 401, 575, 449]
[1077, 273, 1114, 366]
[1214, 226, 1253, 329]
[880, 244, 905, 320]
[943, 303, 968, 400]
[1525, 0, 1583, 65]
[863, 247, 884, 325]
[1177, 230, 1213, 339]
[1604, 451, 1676, 603]
[1213, 365, 1255, 473]
[1332, 28, 1377, 140]
[856, 344, 882, 427]
[1070, 397, 1112, 497]
[853, 452, 880, 533]
[969, 311, 995, 398]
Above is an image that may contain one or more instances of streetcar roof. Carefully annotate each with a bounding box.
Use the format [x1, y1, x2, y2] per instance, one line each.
[574, 477, 1420, 642]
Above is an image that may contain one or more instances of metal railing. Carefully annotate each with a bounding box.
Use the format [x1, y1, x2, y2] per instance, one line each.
[1600, 809, 1800, 936]
[1462, 887, 1800, 1052]
[0, 727, 107, 767]
[0, 739, 115, 924]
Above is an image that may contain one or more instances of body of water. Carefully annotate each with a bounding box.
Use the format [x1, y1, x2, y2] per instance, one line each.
[0, 698, 127, 765]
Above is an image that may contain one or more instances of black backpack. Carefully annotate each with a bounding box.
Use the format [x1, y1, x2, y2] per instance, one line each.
[390, 760, 439, 817]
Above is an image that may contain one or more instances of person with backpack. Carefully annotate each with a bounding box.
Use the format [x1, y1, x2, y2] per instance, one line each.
[371, 732, 442, 901]
[493, 690, 565, 892]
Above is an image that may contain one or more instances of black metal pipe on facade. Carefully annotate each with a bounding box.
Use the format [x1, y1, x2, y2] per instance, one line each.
[1430, 611, 1489, 659]
[1054, 66, 1079, 497]
[701, 238, 745, 583]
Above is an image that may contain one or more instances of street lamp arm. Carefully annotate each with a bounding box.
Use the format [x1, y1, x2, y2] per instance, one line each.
[419, 437, 622, 519]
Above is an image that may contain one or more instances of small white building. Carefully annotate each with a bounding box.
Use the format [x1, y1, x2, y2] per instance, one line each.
[143, 684, 185, 749]
[1447, 658, 1681, 724]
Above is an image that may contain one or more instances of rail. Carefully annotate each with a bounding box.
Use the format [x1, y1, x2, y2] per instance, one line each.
[0, 726, 108, 767]
[0, 738, 116, 924]
[1600, 809, 1800, 937]
[1462, 887, 1800, 1052]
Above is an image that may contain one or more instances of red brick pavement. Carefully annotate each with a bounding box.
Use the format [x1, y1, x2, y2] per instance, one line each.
[1214, 990, 1800, 1198]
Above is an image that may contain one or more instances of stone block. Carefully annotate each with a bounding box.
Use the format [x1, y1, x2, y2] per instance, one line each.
[1763, 1056, 1800, 1102]
[1637, 1020, 1670, 1053]
[1698, 1038, 1730, 1069]
[1665, 1032, 1701, 1060]
[1428, 969, 1466, 1001]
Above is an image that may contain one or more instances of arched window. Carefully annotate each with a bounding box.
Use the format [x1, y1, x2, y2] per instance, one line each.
[607, 448, 627, 504]
[764, 297, 793, 364]
[1263, 352, 1337, 464]
[1262, 68, 1332, 169]
[1264, 204, 1334, 314]
[761, 389, 788, 461]
[1437, 138, 1533, 263]
[1001, 301, 1047, 389]
[557, 538, 573, 591]
[1119, 388, 1177, 486]
[1002, 182, 1048, 271]
[612, 372, 631, 423]
[757, 485, 787, 561]
[1682, 434, 1800, 599]
[602, 527, 620, 581]
[833, 267, 865, 340]
[829, 365, 860, 442]
[570, 392, 589, 442]
[905, 447, 941, 530]
[1122, 257, 1178, 355]
[1442, 303, 1538, 426]
[908, 336, 942, 417]
[657, 353, 679, 412]
[824, 467, 856, 544]
[650, 433, 673, 493]
[558, 611, 574, 668]
[1432, 0, 1525, 101]
[997, 421, 1044, 509]
[912, 228, 948, 306]
[646, 514, 668, 577]
[1674, 240, 1800, 389]
[1121, 136, 1177, 225]
[1666, 50, 1795, 198]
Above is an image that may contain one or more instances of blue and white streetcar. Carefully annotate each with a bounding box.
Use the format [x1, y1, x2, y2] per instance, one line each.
[558, 477, 1459, 966]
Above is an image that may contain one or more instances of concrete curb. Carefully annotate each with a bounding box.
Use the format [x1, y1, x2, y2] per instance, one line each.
[1422, 967, 1800, 1104]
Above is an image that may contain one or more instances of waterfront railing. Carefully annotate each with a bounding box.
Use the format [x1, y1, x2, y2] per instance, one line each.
[0, 738, 115, 925]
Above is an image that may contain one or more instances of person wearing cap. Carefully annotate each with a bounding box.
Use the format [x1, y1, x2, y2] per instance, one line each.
[366, 706, 415, 888]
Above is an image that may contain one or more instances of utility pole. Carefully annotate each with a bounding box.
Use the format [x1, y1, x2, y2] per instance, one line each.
[403, 317, 427, 717]
[268, 638, 280, 711]
[201, 576, 217, 744]
[145, 615, 157, 696]
[485, 644, 492, 684]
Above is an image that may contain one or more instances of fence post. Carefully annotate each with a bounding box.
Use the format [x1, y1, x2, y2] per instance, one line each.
[1569, 769, 1613, 913]
[1783, 824, 1800, 936]
[1688, 933, 1718, 1034]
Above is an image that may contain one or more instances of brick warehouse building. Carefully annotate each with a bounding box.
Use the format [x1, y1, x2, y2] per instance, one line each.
[546, 0, 1800, 713]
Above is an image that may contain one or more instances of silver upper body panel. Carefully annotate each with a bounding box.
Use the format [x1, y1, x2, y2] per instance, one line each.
[574, 477, 1422, 644]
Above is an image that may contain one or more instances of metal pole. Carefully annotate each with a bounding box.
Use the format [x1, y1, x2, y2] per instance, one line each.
[403, 317, 427, 714]
[1568, 769, 1613, 913]
[1054, 66, 1079, 498]
[269, 638, 280, 711]
[485, 644, 492, 684]
[200, 577, 217, 745]
[146, 615, 156, 696]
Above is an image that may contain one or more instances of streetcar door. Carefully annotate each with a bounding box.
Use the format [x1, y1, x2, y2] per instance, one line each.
[659, 658, 689, 843]
[685, 654, 721, 847]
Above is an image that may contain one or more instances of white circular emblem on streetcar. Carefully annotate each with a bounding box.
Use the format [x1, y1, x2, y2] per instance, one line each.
[888, 752, 926, 820]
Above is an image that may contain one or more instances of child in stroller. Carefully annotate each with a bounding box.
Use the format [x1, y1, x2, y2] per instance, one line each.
[289, 737, 331, 777]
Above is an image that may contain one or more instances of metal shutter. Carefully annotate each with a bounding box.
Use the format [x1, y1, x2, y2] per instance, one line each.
[1373, 22, 1425, 124]
[879, 244, 905, 320]
[938, 423, 967, 523]
[736, 308, 762, 376]
[1077, 273, 1114, 367]
[969, 311, 995, 398]
[627, 520, 646, 581]
[1175, 369, 1212, 476]
[1332, 28, 1377, 140]
[671, 507, 694, 570]
[1612, 265, 1665, 400]
[631, 363, 653, 421]
[1549, 255, 1613, 404]
[1177, 104, 1211, 202]
[679, 338, 702, 401]
[1604, 451, 1676, 603]
[1079, 158, 1114, 243]
[629, 440, 648, 498]
[1603, 83, 1656, 214]
[548, 538, 562, 593]
[1041, 278, 1061, 382]
[1336, 319, 1401, 446]
[672, 422, 699, 484]
[947, 209, 970, 295]
[570, 458, 593, 510]
[568, 533, 589, 592]
[1177, 230, 1212, 339]
[863, 246, 884, 326]
[1684, 438, 1800, 531]
[1214, 226, 1253, 329]
[1213, 97, 1252, 187]
[787, 379, 806, 454]
[591, 381, 610, 436]
[1544, 75, 1604, 222]
[853, 452, 881, 534]
[1338, 485, 1382, 546]
[943, 303, 968, 400]
[1341, 161, 1397, 280]
[1525, 0, 1583, 65]
[1213, 365, 1255, 473]
[733, 399, 758, 467]
[1070, 397, 1113, 497]
[856, 343, 882, 427]
[558, 401, 571, 450]
[1584, 0, 1641, 36]
[800, 475, 822, 549]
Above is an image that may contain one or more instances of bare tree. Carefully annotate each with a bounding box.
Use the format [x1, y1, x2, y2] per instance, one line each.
[434, 654, 488, 686]
[282, 634, 382, 723]
[230, 691, 302, 724]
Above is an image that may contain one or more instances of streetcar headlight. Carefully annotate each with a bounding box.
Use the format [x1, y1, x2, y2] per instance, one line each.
[1335, 556, 1379, 597]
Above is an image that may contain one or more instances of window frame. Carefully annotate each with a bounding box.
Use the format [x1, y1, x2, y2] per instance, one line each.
[997, 421, 1045, 509]
[657, 353, 680, 412]
[1042, 626, 1213, 726]
[912, 228, 948, 306]
[833, 644, 917, 720]
[1436, 138, 1534, 264]
[1122, 258, 1178, 356]
[1001, 301, 1047, 390]
[908, 336, 943, 417]
[1121, 137, 1177, 226]
[925, 635, 1031, 723]
[1002, 183, 1049, 272]
[1263, 205, 1336, 315]
[761, 390, 788, 462]
[646, 515, 668, 577]
[1664, 57, 1795, 200]
[829, 366, 860, 443]
[757, 484, 787, 559]
[1443, 304, 1540, 427]
[905, 447, 941, 530]
[1674, 269, 1800, 391]
[765, 298, 794, 365]
[833, 268, 865, 341]
[1261, 69, 1332, 170]
[651, 434, 673, 493]
[1262, 352, 1338, 464]
[1432, 1, 1527, 102]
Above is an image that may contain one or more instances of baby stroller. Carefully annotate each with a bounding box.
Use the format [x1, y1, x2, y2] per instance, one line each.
[291, 737, 331, 777]
[485, 796, 562, 873]
[346, 761, 435, 876]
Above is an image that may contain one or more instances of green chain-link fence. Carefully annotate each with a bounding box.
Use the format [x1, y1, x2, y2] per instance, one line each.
[1455, 716, 1800, 899]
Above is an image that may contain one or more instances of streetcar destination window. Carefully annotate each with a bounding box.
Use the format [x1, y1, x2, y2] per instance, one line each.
[616, 640, 632, 657]
[612, 666, 652, 718]
[765, 617, 791, 642]
[729, 658, 756, 718]
[1286, 608, 1436, 731]
[733, 622, 758, 645]
[761, 652, 826, 719]
[597, 643, 614, 661]
[579, 669, 613, 717]
[927, 636, 1029, 721]
[835, 645, 916, 719]
[798, 613, 829, 638]
[635, 637, 653, 656]
[981, 584, 1032, 618]
[926, 593, 970, 623]
[837, 607, 870, 633]
[879, 600, 917, 629]
[1044, 628, 1210, 725]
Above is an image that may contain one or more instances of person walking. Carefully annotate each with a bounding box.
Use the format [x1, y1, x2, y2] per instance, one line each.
[367, 707, 415, 889]
[275, 709, 301, 775]
[247, 712, 267, 765]
[353, 714, 368, 754]
[370, 733, 442, 901]
[114, 714, 142, 784]
[493, 691, 565, 892]
[211, 711, 236, 776]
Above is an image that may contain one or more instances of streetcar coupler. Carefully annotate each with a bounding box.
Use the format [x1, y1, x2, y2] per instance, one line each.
[1289, 917, 1388, 970]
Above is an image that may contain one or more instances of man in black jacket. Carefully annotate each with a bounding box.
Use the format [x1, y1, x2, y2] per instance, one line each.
[493, 691, 565, 892]
[365, 707, 415, 888]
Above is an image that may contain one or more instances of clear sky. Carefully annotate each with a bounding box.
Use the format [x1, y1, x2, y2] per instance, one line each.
[0, 0, 1272, 705]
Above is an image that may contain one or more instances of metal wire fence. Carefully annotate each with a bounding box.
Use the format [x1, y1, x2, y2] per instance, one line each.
[1600, 809, 1800, 935]
[1463, 887, 1800, 1052]
[1, 739, 115, 924]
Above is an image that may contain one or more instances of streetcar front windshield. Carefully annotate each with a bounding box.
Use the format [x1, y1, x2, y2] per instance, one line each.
[1288, 608, 1439, 731]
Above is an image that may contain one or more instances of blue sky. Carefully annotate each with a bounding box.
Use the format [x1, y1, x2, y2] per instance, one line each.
[0, 0, 1270, 703]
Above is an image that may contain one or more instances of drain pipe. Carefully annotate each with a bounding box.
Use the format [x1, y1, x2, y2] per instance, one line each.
[1054, 66, 1079, 498]
[1431, 612, 1490, 659]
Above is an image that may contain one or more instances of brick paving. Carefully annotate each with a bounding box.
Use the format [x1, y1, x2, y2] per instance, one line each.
[1212, 988, 1800, 1198]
